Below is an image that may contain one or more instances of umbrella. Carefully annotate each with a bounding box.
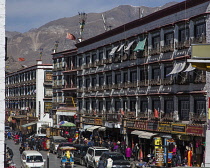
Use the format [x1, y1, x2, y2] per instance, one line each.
[61, 122, 76, 127]
[58, 121, 68, 125]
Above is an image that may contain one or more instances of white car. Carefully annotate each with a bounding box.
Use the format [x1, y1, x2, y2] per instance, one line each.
[21, 150, 45, 168]
[85, 146, 109, 168]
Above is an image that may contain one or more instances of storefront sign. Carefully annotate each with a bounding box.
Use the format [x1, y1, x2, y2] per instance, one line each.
[126, 120, 135, 128]
[83, 117, 95, 124]
[186, 125, 204, 137]
[155, 148, 164, 167]
[135, 121, 147, 130]
[172, 124, 186, 134]
[147, 121, 158, 131]
[158, 122, 172, 133]
[95, 118, 102, 126]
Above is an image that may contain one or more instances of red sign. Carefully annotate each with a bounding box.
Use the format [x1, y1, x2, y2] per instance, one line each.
[186, 125, 204, 136]
[135, 121, 147, 130]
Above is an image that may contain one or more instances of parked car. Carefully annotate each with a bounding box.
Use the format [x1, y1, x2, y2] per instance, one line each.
[49, 136, 67, 154]
[57, 142, 74, 158]
[100, 152, 131, 168]
[21, 150, 46, 168]
[85, 146, 109, 168]
[73, 144, 89, 166]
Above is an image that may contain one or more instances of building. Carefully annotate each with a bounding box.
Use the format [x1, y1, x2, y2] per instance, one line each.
[75, 0, 209, 166]
[5, 60, 53, 133]
[51, 49, 77, 128]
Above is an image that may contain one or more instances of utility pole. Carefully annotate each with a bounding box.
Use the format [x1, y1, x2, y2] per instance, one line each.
[0, 0, 5, 167]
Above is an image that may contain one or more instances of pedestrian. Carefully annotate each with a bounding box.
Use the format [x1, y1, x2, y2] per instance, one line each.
[7, 131, 12, 140]
[125, 146, 132, 160]
[98, 157, 106, 168]
[133, 143, 139, 161]
[19, 144, 25, 155]
[7, 147, 13, 159]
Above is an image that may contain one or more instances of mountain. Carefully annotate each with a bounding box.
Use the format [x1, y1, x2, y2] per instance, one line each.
[6, 2, 178, 72]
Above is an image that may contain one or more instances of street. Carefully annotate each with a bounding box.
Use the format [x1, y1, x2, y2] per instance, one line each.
[5, 139, 85, 168]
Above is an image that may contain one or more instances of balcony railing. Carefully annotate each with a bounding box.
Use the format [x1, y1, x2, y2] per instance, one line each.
[161, 78, 173, 85]
[192, 35, 206, 44]
[175, 40, 190, 50]
[149, 79, 161, 86]
[105, 113, 121, 122]
[194, 74, 206, 83]
[138, 80, 149, 87]
[161, 43, 174, 53]
[122, 54, 128, 61]
[149, 47, 161, 55]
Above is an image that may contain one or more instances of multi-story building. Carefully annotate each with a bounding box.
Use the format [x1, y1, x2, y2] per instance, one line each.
[52, 49, 77, 127]
[5, 60, 53, 133]
[75, 0, 209, 166]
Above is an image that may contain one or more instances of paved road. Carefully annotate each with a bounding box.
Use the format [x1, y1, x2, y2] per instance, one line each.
[6, 139, 85, 168]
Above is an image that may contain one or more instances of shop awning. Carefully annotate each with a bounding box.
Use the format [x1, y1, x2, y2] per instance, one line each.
[125, 40, 135, 51]
[109, 46, 119, 56]
[56, 112, 76, 116]
[117, 44, 125, 52]
[21, 121, 37, 128]
[133, 38, 146, 52]
[183, 63, 195, 72]
[138, 132, 157, 139]
[131, 130, 145, 136]
[86, 126, 101, 132]
[167, 61, 186, 76]
[98, 127, 106, 131]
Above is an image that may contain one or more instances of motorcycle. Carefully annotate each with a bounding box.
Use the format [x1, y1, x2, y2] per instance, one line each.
[14, 138, 19, 145]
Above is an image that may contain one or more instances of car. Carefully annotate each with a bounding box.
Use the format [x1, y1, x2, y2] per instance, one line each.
[85, 146, 109, 168]
[100, 152, 131, 168]
[73, 144, 89, 166]
[21, 150, 46, 168]
[57, 142, 74, 158]
[49, 136, 67, 154]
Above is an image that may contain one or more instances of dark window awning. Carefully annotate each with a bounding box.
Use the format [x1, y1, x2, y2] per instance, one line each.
[21, 121, 37, 128]
[133, 38, 146, 52]
[167, 61, 186, 76]
[109, 46, 119, 56]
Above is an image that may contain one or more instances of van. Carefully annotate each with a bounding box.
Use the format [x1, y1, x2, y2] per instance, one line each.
[21, 150, 45, 168]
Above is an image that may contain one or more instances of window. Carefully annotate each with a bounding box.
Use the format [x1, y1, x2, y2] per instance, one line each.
[141, 101, 148, 113]
[164, 32, 174, 46]
[164, 100, 174, 114]
[78, 79, 82, 87]
[130, 100, 136, 112]
[194, 99, 206, 117]
[153, 100, 160, 111]
[78, 101, 82, 110]
[45, 88, 52, 97]
[115, 101, 121, 112]
[115, 73, 121, 84]
[179, 100, 189, 120]
[99, 51, 103, 60]
[78, 58, 82, 66]
[164, 66, 173, 78]
[92, 54, 97, 63]
[152, 68, 160, 79]
[195, 23, 206, 38]
[179, 28, 189, 42]
[140, 69, 148, 81]
[152, 36, 160, 49]
[106, 49, 111, 59]
[99, 76, 104, 86]
[106, 101, 111, 111]
[106, 75, 112, 85]
[99, 101, 103, 111]
[86, 78, 90, 88]
[92, 101, 96, 110]
[130, 71, 137, 82]
[86, 56, 90, 64]
[86, 101, 90, 110]
[123, 72, 128, 83]
[92, 78, 97, 87]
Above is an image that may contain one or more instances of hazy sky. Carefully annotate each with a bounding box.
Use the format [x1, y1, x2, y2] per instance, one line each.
[6, 0, 184, 33]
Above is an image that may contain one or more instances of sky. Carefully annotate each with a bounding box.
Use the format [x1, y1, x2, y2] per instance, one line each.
[6, 0, 184, 33]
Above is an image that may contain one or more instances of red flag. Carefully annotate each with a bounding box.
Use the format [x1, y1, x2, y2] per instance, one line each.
[120, 109, 125, 116]
[66, 33, 76, 40]
[154, 109, 159, 118]
[18, 58, 25, 61]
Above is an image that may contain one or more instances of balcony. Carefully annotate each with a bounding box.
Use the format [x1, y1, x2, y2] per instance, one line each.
[161, 78, 173, 85]
[105, 113, 121, 122]
[161, 43, 174, 53]
[138, 80, 149, 87]
[175, 40, 190, 50]
[194, 74, 206, 83]
[177, 74, 189, 85]
[130, 54, 137, 60]
[149, 79, 161, 86]
[96, 60, 103, 66]
[192, 35, 206, 44]
[122, 54, 128, 61]
[149, 47, 161, 55]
